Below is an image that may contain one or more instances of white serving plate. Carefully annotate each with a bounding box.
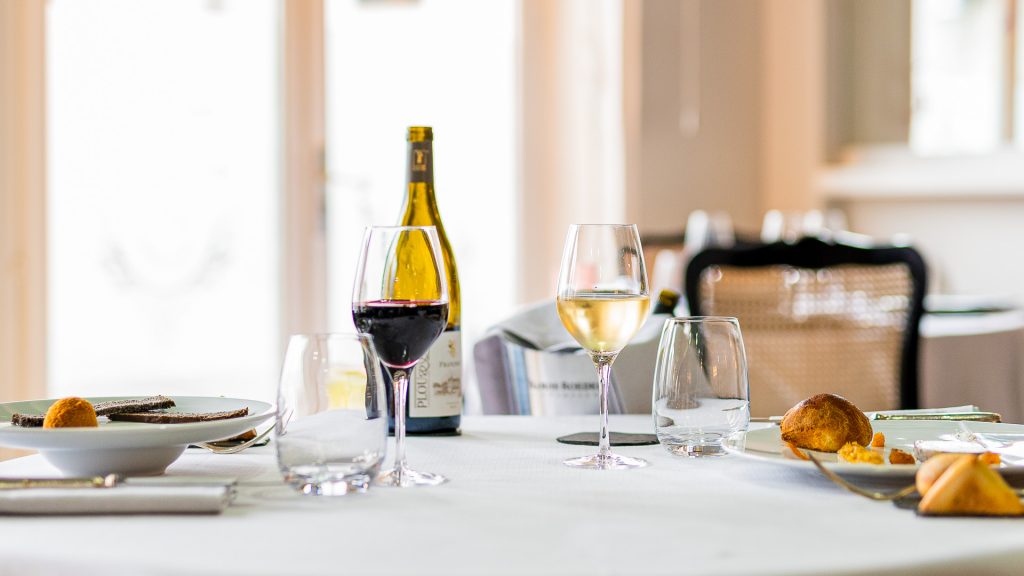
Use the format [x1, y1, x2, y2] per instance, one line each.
[0, 396, 274, 476]
[724, 420, 1024, 481]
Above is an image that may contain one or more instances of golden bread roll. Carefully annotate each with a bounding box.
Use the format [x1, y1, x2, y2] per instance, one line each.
[918, 455, 1024, 516]
[779, 393, 872, 453]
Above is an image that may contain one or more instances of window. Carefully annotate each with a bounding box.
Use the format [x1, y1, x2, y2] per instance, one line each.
[323, 0, 519, 397]
[911, 0, 1021, 154]
[47, 0, 281, 400]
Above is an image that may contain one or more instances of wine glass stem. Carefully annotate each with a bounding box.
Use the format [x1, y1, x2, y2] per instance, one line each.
[392, 368, 410, 482]
[593, 354, 616, 459]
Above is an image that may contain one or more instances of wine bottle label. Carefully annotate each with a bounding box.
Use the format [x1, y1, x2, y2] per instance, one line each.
[409, 329, 462, 417]
[408, 141, 433, 185]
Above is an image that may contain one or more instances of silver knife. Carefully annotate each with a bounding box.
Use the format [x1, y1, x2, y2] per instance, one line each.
[751, 411, 1002, 425]
[0, 474, 119, 490]
[872, 412, 1001, 423]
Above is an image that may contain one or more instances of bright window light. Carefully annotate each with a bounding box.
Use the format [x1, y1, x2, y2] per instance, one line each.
[911, 0, 1007, 155]
[47, 0, 281, 401]
[324, 0, 519, 402]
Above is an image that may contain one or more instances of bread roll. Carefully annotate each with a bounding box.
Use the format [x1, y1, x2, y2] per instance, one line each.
[779, 393, 872, 453]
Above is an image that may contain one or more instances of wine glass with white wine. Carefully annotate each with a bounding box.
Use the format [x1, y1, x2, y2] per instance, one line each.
[556, 224, 650, 470]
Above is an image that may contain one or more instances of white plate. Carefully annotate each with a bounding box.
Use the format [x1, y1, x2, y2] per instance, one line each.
[0, 396, 274, 476]
[724, 420, 1024, 481]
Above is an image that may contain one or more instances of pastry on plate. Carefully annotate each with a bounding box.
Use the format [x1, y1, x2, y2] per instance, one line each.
[780, 393, 872, 453]
[918, 454, 1024, 516]
[42, 397, 98, 428]
[12, 395, 176, 428]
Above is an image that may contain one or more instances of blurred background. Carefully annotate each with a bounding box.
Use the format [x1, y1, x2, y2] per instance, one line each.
[2, 0, 1022, 409]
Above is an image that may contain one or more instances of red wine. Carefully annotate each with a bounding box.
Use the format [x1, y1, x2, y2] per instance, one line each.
[352, 300, 448, 369]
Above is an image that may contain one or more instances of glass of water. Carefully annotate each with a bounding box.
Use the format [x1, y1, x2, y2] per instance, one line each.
[275, 333, 388, 495]
[652, 317, 750, 457]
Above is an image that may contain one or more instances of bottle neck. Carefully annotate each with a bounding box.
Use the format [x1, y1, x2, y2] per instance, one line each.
[404, 140, 438, 216]
[407, 140, 434, 186]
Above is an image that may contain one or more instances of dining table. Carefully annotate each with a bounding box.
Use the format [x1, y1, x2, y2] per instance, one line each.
[2, 415, 1024, 576]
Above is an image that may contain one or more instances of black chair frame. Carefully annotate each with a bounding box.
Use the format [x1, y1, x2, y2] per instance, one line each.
[684, 236, 928, 409]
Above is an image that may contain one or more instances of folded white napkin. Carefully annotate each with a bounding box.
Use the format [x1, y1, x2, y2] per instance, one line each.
[0, 484, 233, 515]
[474, 301, 670, 415]
[496, 301, 580, 352]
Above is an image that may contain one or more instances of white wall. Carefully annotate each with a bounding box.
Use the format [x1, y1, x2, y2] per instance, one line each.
[627, 0, 764, 236]
[838, 198, 1024, 301]
[825, 151, 1024, 302]
[627, 0, 828, 236]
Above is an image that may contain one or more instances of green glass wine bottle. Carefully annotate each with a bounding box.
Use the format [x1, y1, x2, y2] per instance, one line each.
[389, 126, 461, 434]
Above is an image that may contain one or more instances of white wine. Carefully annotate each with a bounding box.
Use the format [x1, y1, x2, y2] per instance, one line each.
[556, 292, 651, 354]
[394, 126, 461, 434]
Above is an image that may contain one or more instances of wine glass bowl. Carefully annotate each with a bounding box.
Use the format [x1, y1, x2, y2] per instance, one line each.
[352, 225, 450, 487]
[556, 224, 650, 470]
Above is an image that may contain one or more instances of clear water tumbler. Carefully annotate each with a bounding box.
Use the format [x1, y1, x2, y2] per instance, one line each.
[275, 333, 388, 495]
[652, 317, 750, 457]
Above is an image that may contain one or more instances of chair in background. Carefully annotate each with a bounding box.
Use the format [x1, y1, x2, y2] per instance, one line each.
[685, 237, 927, 416]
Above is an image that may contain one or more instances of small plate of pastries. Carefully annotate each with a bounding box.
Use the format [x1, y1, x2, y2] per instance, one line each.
[724, 393, 1024, 483]
[0, 395, 274, 477]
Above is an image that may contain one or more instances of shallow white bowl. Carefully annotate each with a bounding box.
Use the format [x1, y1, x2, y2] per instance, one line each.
[0, 396, 274, 476]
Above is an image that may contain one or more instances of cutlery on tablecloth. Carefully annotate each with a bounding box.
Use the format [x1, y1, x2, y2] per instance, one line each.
[193, 424, 274, 454]
[0, 474, 120, 490]
[0, 475, 247, 489]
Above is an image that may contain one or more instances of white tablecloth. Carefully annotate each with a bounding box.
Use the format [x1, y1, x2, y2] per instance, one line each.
[3, 415, 1024, 576]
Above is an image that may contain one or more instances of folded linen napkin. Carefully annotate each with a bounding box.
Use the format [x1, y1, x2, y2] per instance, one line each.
[0, 484, 233, 515]
[474, 301, 670, 415]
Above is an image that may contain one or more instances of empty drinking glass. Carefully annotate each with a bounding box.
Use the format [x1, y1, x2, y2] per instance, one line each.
[652, 317, 750, 456]
[275, 333, 388, 495]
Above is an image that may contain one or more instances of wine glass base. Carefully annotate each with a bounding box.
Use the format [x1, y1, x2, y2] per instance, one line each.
[376, 467, 448, 487]
[563, 452, 648, 470]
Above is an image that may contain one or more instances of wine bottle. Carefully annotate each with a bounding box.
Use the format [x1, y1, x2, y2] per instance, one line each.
[652, 289, 680, 315]
[388, 126, 462, 434]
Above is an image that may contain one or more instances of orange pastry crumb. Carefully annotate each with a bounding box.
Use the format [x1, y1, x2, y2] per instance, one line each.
[871, 432, 885, 448]
[979, 452, 1001, 466]
[838, 442, 884, 465]
[43, 397, 98, 428]
[889, 448, 915, 465]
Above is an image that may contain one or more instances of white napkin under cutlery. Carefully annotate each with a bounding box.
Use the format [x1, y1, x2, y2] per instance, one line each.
[0, 476, 235, 515]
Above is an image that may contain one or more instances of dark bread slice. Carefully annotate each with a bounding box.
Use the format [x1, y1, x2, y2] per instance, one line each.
[94, 395, 175, 416]
[10, 395, 177, 428]
[10, 413, 44, 428]
[107, 407, 249, 424]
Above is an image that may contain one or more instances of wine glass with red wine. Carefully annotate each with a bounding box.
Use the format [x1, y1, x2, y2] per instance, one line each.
[352, 225, 450, 487]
